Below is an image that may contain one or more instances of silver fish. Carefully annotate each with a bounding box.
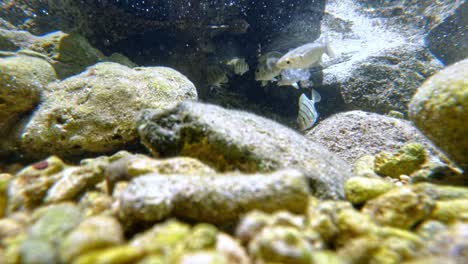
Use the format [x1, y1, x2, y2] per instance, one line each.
[276, 35, 335, 70]
[277, 68, 312, 89]
[297, 89, 321, 131]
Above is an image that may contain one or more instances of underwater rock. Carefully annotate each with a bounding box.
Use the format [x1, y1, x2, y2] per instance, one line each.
[104, 151, 216, 192]
[430, 199, 468, 223]
[71, 245, 143, 264]
[374, 143, 427, 178]
[0, 51, 56, 137]
[119, 169, 309, 224]
[344, 177, 393, 205]
[236, 210, 306, 246]
[8, 156, 66, 212]
[138, 101, 353, 199]
[0, 173, 12, 217]
[0, 29, 106, 79]
[362, 185, 435, 229]
[409, 58, 468, 171]
[20, 62, 197, 160]
[248, 226, 316, 264]
[60, 216, 124, 263]
[426, 2, 468, 65]
[306, 111, 445, 166]
[0, 29, 136, 79]
[322, 0, 443, 114]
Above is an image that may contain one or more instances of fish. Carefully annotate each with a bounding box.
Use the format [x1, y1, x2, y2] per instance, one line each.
[205, 65, 228, 89]
[225, 57, 249, 76]
[255, 51, 283, 86]
[276, 35, 335, 70]
[297, 89, 321, 131]
[277, 68, 312, 89]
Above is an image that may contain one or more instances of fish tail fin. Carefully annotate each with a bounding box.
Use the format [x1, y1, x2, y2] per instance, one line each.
[322, 33, 336, 59]
[311, 89, 321, 103]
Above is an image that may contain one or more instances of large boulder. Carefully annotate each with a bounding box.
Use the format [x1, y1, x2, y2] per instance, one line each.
[409, 58, 468, 170]
[320, 0, 462, 114]
[0, 29, 135, 79]
[0, 51, 56, 135]
[426, 1, 468, 65]
[138, 100, 353, 199]
[306, 111, 446, 165]
[17, 62, 197, 160]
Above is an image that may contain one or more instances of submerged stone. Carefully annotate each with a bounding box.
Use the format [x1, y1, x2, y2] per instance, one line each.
[138, 101, 352, 199]
[20, 62, 197, 159]
[344, 176, 393, 205]
[374, 143, 427, 178]
[409, 58, 468, 170]
[362, 186, 435, 229]
[119, 169, 309, 223]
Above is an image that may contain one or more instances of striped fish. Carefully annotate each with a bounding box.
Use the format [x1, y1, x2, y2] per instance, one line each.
[297, 89, 321, 131]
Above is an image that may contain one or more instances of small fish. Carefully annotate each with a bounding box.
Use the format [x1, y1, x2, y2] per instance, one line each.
[297, 89, 321, 131]
[226, 57, 249, 76]
[276, 35, 335, 70]
[255, 51, 283, 86]
[277, 68, 312, 89]
[205, 65, 228, 89]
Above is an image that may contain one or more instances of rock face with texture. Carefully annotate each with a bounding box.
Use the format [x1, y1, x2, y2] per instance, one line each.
[0, 51, 56, 134]
[320, 0, 454, 114]
[138, 101, 353, 199]
[306, 111, 445, 165]
[0, 29, 135, 79]
[119, 169, 310, 224]
[409, 58, 468, 170]
[18, 62, 197, 159]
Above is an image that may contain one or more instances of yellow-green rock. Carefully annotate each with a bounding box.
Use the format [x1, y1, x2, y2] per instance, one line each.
[0, 51, 56, 138]
[374, 143, 427, 178]
[72, 245, 143, 264]
[60, 216, 123, 262]
[0, 173, 12, 217]
[409, 58, 468, 169]
[248, 226, 314, 264]
[430, 199, 468, 223]
[353, 155, 380, 178]
[345, 176, 393, 205]
[362, 186, 435, 229]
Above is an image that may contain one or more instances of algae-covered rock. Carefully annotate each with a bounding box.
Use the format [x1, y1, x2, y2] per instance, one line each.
[353, 155, 380, 178]
[105, 153, 216, 192]
[430, 199, 468, 223]
[0, 173, 12, 217]
[28, 203, 82, 244]
[248, 226, 315, 264]
[236, 210, 306, 245]
[8, 156, 66, 212]
[60, 216, 124, 263]
[20, 62, 197, 159]
[362, 186, 435, 229]
[409, 58, 468, 169]
[78, 191, 113, 217]
[374, 143, 427, 178]
[344, 176, 393, 205]
[44, 161, 106, 204]
[119, 169, 309, 223]
[306, 111, 446, 166]
[0, 51, 56, 136]
[19, 239, 57, 264]
[138, 100, 353, 199]
[71, 245, 143, 264]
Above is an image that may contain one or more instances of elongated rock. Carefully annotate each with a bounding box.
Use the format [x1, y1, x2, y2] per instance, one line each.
[119, 169, 309, 223]
[138, 101, 352, 199]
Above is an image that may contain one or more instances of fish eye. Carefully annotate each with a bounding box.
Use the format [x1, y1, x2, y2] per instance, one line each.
[286, 61, 290, 64]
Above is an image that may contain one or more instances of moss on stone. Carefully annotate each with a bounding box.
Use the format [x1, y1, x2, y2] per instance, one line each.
[374, 143, 427, 178]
